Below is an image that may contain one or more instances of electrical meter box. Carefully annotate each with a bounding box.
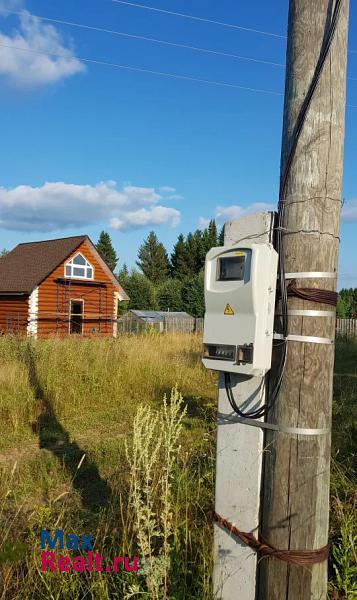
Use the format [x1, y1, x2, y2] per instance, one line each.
[202, 242, 278, 376]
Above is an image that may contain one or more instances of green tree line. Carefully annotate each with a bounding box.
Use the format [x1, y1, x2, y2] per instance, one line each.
[93, 229, 356, 319]
[337, 288, 357, 318]
[110, 221, 224, 317]
[1, 233, 356, 318]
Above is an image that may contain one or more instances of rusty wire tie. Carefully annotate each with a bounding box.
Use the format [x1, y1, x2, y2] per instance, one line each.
[214, 512, 329, 566]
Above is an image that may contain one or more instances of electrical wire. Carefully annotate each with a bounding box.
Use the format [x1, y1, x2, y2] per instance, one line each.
[224, 0, 344, 420]
[224, 372, 268, 420]
[0, 9, 285, 69]
[287, 281, 338, 306]
[1, 40, 355, 106]
[2, 3, 357, 59]
[0, 41, 284, 95]
[0, 16, 357, 101]
[3, 8, 357, 84]
[267, 0, 343, 415]
[268, 0, 343, 415]
[112, 0, 357, 57]
[111, 0, 286, 39]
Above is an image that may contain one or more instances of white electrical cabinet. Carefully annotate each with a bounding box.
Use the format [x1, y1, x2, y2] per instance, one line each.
[202, 242, 278, 376]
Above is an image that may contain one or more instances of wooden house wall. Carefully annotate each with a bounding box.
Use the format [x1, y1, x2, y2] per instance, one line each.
[0, 295, 29, 334]
[37, 240, 117, 337]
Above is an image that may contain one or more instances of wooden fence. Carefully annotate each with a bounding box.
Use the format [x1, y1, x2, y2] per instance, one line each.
[116, 316, 204, 335]
[3, 312, 355, 338]
[116, 317, 356, 338]
[336, 318, 357, 337]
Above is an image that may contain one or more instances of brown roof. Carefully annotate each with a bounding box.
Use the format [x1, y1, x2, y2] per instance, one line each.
[0, 235, 129, 300]
[0, 235, 87, 293]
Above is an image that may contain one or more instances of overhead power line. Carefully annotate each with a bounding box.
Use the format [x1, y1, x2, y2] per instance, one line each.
[0, 42, 283, 95]
[2, 8, 357, 69]
[3, 9, 357, 81]
[111, 0, 286, 39]
[0, 9, 285, 69]
[112, 0, 357, 55]
[0, 42, 356, 106]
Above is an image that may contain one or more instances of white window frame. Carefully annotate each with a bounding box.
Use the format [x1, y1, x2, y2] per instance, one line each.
[64, 253, 94, 280]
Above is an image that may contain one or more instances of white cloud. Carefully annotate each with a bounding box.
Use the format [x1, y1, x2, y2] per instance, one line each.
[216, 202, 275, 222]
[0, 0, 22, 14]
[159, 186, 176, 194]
[0, 3, 84, 86]
[199, 202, 275, 228]
[198, 198, 357, 229]
[341, 199, 357, 222]
[158, 186, 183, 201]
[197, 216, 210, 229]
[0, 180, 181, 232]
[167, 194, 184, 201]
[110, 206, 180, 230]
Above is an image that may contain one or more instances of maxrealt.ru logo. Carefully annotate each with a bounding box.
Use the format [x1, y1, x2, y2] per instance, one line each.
[40, 530, 139, 573]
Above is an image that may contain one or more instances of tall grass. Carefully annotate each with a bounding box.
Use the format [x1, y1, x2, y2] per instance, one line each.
[0, 334, 215, 599]
[329, 336, 357, 599]
[0, 333, 355, 598]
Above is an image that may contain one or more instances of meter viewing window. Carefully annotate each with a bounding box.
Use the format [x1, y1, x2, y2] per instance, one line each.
[217, 254, 245, 281]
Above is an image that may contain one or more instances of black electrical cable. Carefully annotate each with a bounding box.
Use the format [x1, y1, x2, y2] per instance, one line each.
[224, 372, 268, 419]
[272, 0, 343, 405]
[225, 0, 343, 420]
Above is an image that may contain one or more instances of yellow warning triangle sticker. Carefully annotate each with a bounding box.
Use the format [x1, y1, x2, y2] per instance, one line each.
[224, 303, 235, 315]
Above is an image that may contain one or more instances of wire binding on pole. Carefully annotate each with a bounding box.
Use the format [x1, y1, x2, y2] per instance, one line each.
[214, 513, 329, 566]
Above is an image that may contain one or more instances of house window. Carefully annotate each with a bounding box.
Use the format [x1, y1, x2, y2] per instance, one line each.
[65, 253, 94, 279]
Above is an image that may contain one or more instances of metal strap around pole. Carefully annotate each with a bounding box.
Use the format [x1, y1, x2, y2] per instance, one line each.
[276, 309, 335, 317]
[220, 413, 330, 437]
[273, 333, 334, 344]
[284, 271, 337, 279]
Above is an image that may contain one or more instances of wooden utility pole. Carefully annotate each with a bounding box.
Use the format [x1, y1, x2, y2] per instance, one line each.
[259, 1, 349, 599]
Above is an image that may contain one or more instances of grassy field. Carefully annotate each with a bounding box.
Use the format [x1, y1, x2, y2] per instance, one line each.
[329, 337, 357, 599]
[0, 333, 355, 599]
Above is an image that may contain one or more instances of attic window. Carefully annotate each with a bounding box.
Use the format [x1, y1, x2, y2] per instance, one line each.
[65, 253, 94, 279]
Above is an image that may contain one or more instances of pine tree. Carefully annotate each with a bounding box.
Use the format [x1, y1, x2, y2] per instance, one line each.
[157, 279, 183, 312]
[181, 271, 205, 317]
[186, 230, 206, 273]
[218, 224, 225, 245]
[170, 234, 191, 280]
[207, 219, 218, 248]
[96, 231, 118, 272]
[117, 263, 129, 287]
[201, 219, 218, 256]
[116, 264, 130, 314]
[184, 233, 196, 276]
[201, 228, 210, 256]
[125, 271, 156, 310]
[136, 231, 170, 284]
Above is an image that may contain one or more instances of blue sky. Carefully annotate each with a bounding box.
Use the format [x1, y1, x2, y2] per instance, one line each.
[0, 0, 356, 287]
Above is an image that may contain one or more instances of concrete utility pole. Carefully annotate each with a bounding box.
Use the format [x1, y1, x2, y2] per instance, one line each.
[214, 212, 275, 599]
[259, 1, 350, 599]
